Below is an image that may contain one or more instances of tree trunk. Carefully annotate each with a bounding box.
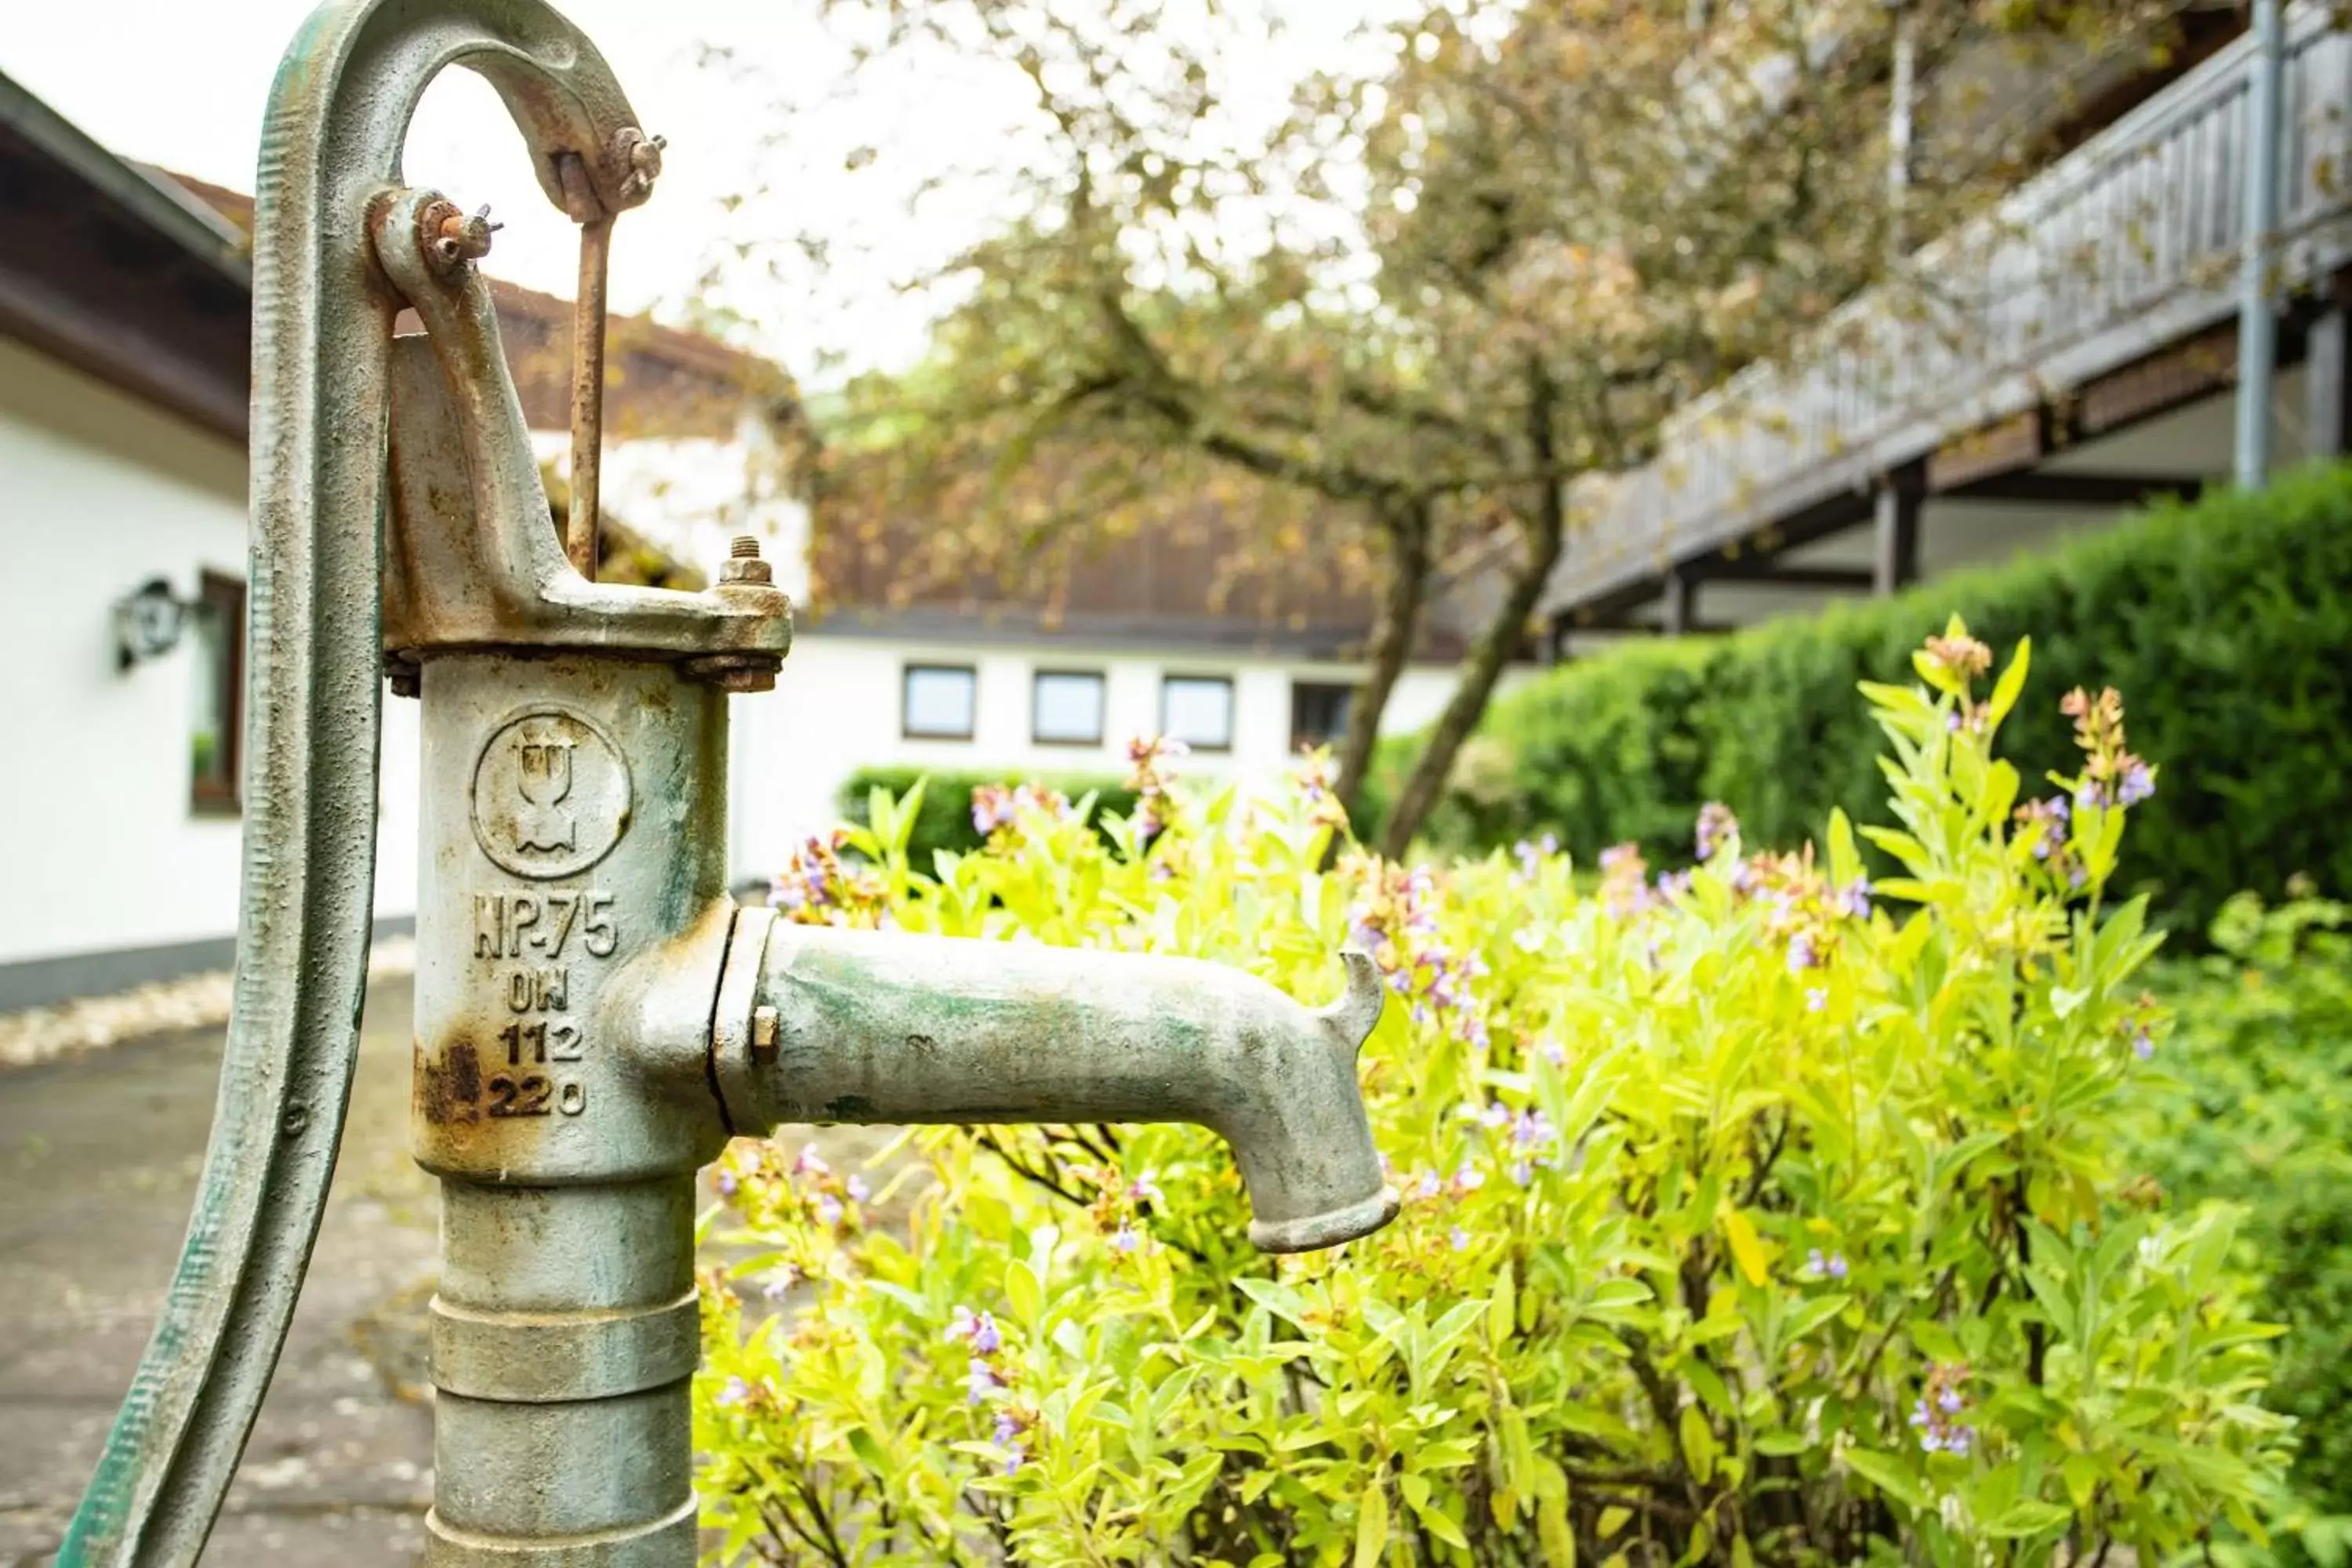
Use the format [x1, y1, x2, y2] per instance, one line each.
[1377, 365, 1567, 858]
[1333, 498, 1434, 833]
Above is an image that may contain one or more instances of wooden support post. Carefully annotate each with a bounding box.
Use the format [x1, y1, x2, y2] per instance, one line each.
[1873, 465, 1923, 596]
[2309, 277, 2350, 460]
[1661, 569, 1697, 637]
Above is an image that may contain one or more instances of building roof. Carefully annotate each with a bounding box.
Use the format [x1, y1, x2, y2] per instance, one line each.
[166, 173, 804, 448]
[0, 68, 252, 440]
[0, 67, 804, 454]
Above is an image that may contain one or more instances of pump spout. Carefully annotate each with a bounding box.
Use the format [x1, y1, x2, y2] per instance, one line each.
[710, 922, 1400, 1253]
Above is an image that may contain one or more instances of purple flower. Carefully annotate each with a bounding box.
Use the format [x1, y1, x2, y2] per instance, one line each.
[1453, 1161, 1486, 1195]
[946, 1306, 1003, 1356]
[967, 1360, 1002, 1403]
[1508, 1160, 1535, 1187]
[971, 783, 1019, 835]
[1695, 803, 1740, 862]
[1806, 1249, 1849, 1279]
[1413, 1170, 1442, 1200]
[847, 1174, 870, 1203]
[1512, 835, 1558, 878]
[2132, 1028, 2154, 1061]
[794, 1146, 830, 1178]
[1786, 932, 1819, 974]
[1468, 1102, 1512, 1131]
[1540, 1041, 1568, 1068]
[1510, 1109, 1557, 1154]
[1805, 988, 1828, 1013]
[714, 1169, 739, 1198]
[1836, 877, 1873, 920]
[992, 1410, 1023, 1447]
[1937, 1387, 1964, 1415]
[815, 1192, 844, 1227]
[717, 1375, 752, 1407]
[1108, 1223, 1141, 1254]
[1450, 1226, 1472, 1251]
[760, 1265, 801, 1301]
[2118, 760, 2155, 806]
[1127, 1170, 1164, 1206]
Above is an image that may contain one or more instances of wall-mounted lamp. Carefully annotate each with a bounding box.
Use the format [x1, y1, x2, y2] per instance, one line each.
[112, 578, 187, 671]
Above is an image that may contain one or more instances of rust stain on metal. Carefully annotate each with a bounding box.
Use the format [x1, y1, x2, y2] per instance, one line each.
[419, 1040, 485, 1127]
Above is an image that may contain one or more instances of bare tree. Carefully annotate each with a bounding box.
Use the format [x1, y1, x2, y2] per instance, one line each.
[717, 0, 2170, 852]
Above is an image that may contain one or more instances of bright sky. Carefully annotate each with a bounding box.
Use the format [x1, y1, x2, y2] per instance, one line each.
[3, 0, 1388, 386]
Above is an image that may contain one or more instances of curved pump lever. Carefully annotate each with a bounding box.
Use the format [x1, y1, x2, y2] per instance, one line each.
[60, 3, 653, 1562]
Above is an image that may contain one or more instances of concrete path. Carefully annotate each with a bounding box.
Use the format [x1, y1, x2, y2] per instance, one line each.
[0, 982, 437, 1566]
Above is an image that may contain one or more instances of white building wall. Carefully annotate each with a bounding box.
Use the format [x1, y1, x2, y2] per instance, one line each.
[0, 338, 419, 976]
[725, 630, 1482, 880]
[531, 424, 813, 597]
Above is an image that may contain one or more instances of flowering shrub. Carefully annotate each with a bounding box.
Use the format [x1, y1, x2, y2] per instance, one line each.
[699, 623, 2289, 1565]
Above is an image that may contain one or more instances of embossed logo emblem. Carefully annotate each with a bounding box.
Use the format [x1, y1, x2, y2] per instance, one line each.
[472, 708, 630, 879]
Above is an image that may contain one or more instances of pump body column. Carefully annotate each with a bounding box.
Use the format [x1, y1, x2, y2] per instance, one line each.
[412, 652, 733, 1566]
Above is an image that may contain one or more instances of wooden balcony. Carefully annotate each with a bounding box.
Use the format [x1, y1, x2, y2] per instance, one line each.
[1543, 5, 2352, 624]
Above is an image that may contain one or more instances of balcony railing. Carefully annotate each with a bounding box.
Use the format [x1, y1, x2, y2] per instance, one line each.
[1545, 5, 2352, 615]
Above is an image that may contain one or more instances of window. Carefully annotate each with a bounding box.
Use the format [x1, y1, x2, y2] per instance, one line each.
[902, 663, 977, 739]
[1160, 675, 1235, 753]
[1032, 670, 1105, 746]
[1290, 682, 1354, 752]
[189, 571, 245, 811]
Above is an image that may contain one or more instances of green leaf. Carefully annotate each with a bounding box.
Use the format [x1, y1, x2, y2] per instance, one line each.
[1488, 1263, 1517, 1348]
[1843, 1449, 1925, 1511]
[1985, 1499, 2074, 1538]
[1720, 1206, 1771, 1287]
[1355, 1483, 1390, 1568]
[1987, 637, 2032, 728]
[1679, 1406, 1719, 1485]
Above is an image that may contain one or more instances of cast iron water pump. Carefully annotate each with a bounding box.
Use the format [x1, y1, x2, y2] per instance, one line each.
[59, 2, 1398, 1563]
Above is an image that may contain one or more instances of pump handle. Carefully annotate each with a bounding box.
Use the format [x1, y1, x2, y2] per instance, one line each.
[59, 4, 649, 1563]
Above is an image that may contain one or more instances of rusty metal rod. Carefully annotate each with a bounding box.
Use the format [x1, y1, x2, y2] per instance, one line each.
[568, 213, 612, 579]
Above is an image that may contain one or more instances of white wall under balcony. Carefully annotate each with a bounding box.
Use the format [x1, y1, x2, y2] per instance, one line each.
[725, 632, 1482, 881]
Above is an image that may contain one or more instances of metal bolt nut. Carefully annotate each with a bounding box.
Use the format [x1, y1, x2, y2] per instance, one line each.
[383, 652, 420, 699]
[750, 1004, 779, 1065]
[681, 652, 780, 693]
[419, 199, 499, 274]
[611, 128, 665, 203]
[718, 535, 773, 585]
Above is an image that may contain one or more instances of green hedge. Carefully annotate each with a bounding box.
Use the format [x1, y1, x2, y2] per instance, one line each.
[2133, 894, 2352, 1543]
[837, 765, 1138, 862]
[1372, 460, 2352, 937]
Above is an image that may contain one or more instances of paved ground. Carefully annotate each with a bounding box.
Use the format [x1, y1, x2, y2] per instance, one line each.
[0, 981, 437, 1566]
[0, 978, 910, 1566]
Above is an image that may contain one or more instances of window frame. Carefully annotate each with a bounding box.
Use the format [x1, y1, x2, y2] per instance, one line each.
[1289, 680, 1355, 753]
[189, 569, 245, 815]
[1029, 668, 1108, 748]
[901, 662, 979, 741]
[1159, 673, 1236, 754]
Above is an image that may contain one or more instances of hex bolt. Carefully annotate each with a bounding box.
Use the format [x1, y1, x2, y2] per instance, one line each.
[750, 1004, 779, 1065]
[718, 535, 773, 586]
